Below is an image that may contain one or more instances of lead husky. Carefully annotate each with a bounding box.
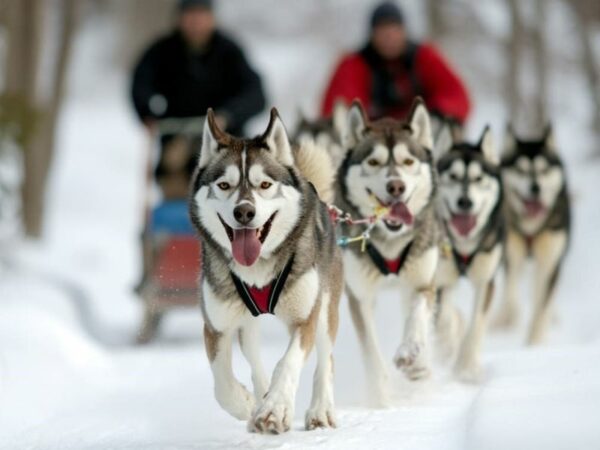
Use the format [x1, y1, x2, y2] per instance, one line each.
[433, 125, 504, 381]
[189, 108, 343, 433]
[494, 125, 570, 344]
[336, 98, 439, 406]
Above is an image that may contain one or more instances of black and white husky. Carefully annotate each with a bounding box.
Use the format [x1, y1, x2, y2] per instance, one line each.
[494, 125, 570, 344]
[336, 98, 439, 406]
[433, 125, 504, 381]
[189, 109, 343, 433]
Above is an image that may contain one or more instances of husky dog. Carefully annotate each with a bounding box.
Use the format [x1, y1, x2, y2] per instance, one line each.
[433, 125, 504, 381]
[189, 108, 343, 433]
[494, 125, 570, 344]
[336, 98, 439, 405]
[294, 101, 348, 169]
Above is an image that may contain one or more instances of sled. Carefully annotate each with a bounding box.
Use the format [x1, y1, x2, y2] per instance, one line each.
[136, 118, 204, 344]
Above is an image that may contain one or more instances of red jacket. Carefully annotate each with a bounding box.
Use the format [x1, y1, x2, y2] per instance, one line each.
[321, 42, 471, 124]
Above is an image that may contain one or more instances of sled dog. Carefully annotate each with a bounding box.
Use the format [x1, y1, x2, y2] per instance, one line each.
[494, 125, 570, 344]
[433, 125, 504, 381]
[189, 108, 343, 433]
[336, 98, 439, 405]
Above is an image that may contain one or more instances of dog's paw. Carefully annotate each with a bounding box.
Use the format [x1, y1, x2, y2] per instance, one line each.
[394, 342, 431, 381]
[216, 382, 254, 421]
[492, 305, 519, 330]
[454, 360, 483, 384]
[249, 391, 293, 434]
[305, 403, 336, 430]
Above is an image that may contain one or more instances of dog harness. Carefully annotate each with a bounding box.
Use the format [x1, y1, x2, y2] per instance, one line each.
[366, 241, 413, 276]
[452, 249, 475, 276]
[231, 256, 295, 317]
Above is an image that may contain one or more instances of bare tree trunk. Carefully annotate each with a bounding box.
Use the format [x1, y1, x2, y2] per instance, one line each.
[505, 0, 524, 124]
[426, 0, 445, 41]
[569, 0, 600, 136]
[4, 0, 78, 237]
[532, 0, 548, 129]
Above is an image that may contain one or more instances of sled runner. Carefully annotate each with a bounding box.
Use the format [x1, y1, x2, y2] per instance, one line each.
[136, 117, 204, 344]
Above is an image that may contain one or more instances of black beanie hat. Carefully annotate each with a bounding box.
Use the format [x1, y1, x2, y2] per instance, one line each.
[179, 0, 213, 11]
[370, 2, 404, 29]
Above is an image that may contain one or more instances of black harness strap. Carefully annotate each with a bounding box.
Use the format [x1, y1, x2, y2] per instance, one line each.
[366, 241, 413, 276]
[452, 249, 475, 276]
[230, 255, 295, 317]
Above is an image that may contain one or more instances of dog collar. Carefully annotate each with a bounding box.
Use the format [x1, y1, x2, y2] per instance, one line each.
[366, 241, 413, 276]
[231, 255, 295, 317]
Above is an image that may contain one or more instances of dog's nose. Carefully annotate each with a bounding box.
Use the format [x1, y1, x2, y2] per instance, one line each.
[386, 180, 406, 198]
[530, 182, 540, 197]
[233, 203, 256, 226]
[457, 196, 473, 211]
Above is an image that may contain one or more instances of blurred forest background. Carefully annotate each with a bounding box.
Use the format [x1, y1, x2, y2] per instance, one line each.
[1, 0, 600, 240]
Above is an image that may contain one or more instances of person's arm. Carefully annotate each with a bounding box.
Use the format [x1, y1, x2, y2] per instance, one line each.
[131, 42, 164, 125]
[219, 44, 266, 132]
[321, 55, 370, 117]
[416, 44, 471, 124]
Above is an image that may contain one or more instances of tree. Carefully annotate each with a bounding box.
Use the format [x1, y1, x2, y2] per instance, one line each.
[2, 0, 79, 237]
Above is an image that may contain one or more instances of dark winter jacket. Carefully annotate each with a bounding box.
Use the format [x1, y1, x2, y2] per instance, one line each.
[131, 30, 265, 135]
[321, 41, 471, 124]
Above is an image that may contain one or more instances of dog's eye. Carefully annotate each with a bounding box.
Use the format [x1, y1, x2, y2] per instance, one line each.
[217, 182, 230, 190]
[450, 173, 460, 182]
[260, 181, 272, 190]
[473, 176, 483, 183]
[404, 158, 414, 166]
[367, 159, 380, 167]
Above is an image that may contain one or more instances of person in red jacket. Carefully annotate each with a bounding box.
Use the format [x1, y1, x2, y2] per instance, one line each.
[321, 2, 471, 125]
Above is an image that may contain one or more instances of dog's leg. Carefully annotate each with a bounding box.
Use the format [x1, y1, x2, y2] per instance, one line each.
[347, 291, 390, 407]
[239, 320, 269, 401]
[527, 231, 566, 345]
[435, 286, 464, 363]
[455, 280, 494, 382]
[305, 292, 338, 430]
[204, 324, 255, 420]
[394, 287, 435, 381]
[494, 231, 526, 329]
[250, 307, 319, 434]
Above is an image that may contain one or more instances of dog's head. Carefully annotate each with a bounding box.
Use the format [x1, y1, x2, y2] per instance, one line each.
[502, 124, 564, 222]
[339, 98, 435, 236]
[190, 108, 303, 267]
[434, 125, 501, 239]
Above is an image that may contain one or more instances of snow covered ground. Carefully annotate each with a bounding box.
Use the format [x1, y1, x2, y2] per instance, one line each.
[2, 2, 600, 449]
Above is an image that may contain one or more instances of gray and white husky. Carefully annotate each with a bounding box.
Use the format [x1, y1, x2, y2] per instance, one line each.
[336, 98, 439, 406]
[494, 125, 570, 345]
[189, 108, 343, 433]
[433, 125, 504, 381]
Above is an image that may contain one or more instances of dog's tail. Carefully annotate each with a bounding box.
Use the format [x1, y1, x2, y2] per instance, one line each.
[294, 139, 336, 204]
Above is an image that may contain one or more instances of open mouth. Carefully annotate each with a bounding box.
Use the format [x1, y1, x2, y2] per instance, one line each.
[450, 213, 477, 237]
[218, 212, 277, 266]
[367, 189, 414, 231]
[513, 190, 546, 218]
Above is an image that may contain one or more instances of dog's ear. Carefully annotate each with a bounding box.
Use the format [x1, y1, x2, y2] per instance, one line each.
[543, 123, 557, 155]
[332, 99, 348, 142]
[199, 109, 226, 169]
[408, 97, 433, 150]
[263, 107, 294, 166]
[344, 100, 368, 149]
[478, 125, 498, 164]
[433, 123, 453, 162]
[503, 123, 517, 158]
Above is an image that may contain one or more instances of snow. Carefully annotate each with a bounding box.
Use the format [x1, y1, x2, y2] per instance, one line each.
[2, 2, 600, 449]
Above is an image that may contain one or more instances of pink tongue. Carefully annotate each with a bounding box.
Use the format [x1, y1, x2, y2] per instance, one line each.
[451, 214, 477, 236]
[389, 202, 414, 226]
[523, 200, 545, 217]
[231, 228, 261, 266]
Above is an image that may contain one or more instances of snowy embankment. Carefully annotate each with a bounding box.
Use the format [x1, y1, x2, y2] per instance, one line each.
[2, 2, 600, 449]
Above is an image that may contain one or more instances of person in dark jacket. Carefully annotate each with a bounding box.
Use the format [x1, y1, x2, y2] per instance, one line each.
[131, 0, 265, 136]
[321, 1, 471, 125]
